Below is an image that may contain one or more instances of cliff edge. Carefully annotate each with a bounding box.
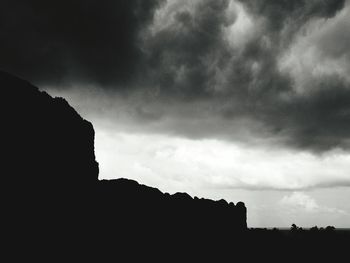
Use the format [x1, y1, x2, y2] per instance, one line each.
[1, 71, 247, 258]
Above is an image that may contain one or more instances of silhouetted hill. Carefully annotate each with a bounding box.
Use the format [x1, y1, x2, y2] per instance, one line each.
[2, 71, 100, 257]
[2, 71, 249, 260]
[3, 71, 99, 186]
[2, 71, 348, 261]
[98, 178, 247, 238]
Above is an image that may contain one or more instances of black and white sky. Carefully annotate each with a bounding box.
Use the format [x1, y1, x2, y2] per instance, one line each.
[2, 0, 350, 227]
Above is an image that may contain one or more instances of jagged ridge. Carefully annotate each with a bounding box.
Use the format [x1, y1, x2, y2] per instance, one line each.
[1, 71, 247, 259]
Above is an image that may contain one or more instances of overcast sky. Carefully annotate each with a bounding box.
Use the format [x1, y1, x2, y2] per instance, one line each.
[2, 0, 350, 227]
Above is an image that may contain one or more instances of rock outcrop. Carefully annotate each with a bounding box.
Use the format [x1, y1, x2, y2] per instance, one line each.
[1, 71, 247, 259]
[98, 178, 247, 237]
[2, 71, 99, 187]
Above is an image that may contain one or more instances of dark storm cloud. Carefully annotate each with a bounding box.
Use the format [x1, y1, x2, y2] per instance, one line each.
[138, 0, 350, 153]
[0, 0, 164, 85]
[2, 0, 350, 153]
[139, 0, 347, 101]
[238, 0, 346, 33]
[142, 0, 231, 99]
[274, 76, 350, 152]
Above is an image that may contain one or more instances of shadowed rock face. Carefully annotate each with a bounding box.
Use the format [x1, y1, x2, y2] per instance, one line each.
[98, 178, 247, 234]
[2, 71, 101, 248]
[1, 71, 247, 259]
[2, 71, 99, 186]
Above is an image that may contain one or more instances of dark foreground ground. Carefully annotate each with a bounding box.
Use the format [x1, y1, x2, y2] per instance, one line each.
[5, 224, 349, 261]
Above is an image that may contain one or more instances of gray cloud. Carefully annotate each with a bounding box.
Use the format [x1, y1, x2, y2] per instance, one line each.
[2, 0, 350, 153]
[141, 0, 231, 99]
[238, 0, 346, 33]
[0, 0, 164, 86]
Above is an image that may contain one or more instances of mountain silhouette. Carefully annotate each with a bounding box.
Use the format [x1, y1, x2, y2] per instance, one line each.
[2, 71, 348, 261]
[2, 71, 249, 260]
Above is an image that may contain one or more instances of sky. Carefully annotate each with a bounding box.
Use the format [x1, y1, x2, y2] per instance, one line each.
[1, 0, 350, 227]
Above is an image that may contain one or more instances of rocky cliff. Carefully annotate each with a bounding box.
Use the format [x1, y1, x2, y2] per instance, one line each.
[2, 71, 99, 186]
[1, 71, 247, 259]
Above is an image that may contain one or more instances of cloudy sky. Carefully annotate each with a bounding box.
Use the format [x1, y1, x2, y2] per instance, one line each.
[2, 0, 350, 227]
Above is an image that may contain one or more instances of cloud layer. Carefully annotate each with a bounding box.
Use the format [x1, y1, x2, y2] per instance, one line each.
[94, 129, 350, 191]
[2, 0, 350, 152]
[0, 0, 163, 85]
[280, 192, 348, 215]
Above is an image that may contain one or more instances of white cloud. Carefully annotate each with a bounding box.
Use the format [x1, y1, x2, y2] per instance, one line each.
[150, 0, 260, 51]
[280, 192, 319, 212]
[223, 0, 258, 50]
[278, 3, 350, 94]
[149, 0, 201, 35]
[44, 86, 350, 193]
[280, 192, 348, 214]
[94, 128, 350, 192]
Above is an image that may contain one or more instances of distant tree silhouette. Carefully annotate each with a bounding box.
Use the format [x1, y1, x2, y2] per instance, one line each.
[326, 226, 336, 232]
[310, 226, 319, 232]
[291, 223, 298, 231]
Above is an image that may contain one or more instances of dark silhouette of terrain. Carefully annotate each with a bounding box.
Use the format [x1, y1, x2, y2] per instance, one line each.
[2, 71, 348, 261]
[2, 71, 247, 259]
